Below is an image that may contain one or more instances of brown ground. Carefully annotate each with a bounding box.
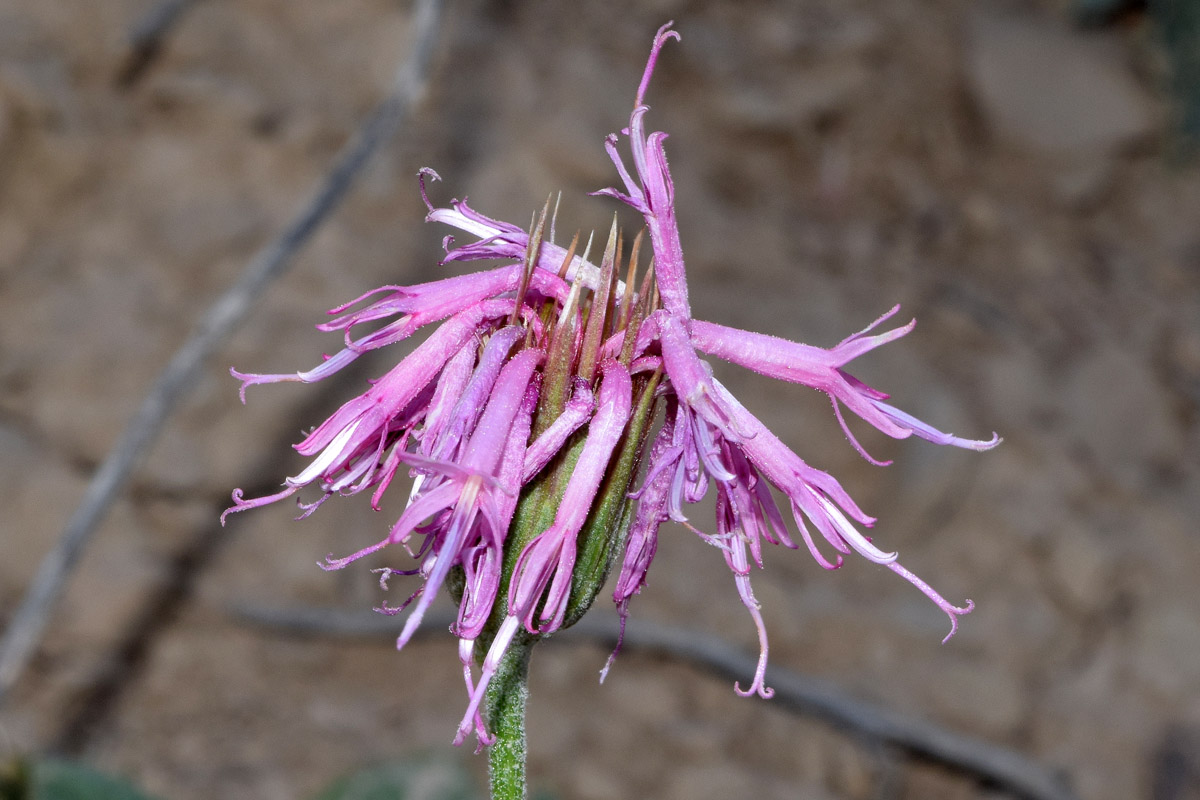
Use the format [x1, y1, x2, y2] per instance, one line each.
[2, 1, 1199, 798]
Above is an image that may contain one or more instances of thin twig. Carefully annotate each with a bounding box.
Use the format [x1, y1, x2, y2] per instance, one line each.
[117, 0, 204, 86]
[232, 603, 1080, 800]
[0, 0, 445, 708]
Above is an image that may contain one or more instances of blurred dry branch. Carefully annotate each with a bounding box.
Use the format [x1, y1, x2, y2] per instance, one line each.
[117, 0, 204, 85]
[233, 603, 1082, 800]
[0, 0, 445, 708]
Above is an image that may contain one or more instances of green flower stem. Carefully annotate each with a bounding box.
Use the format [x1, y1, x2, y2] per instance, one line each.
[486, 638, 533, 800]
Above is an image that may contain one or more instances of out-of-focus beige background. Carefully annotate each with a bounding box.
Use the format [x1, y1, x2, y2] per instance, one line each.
[2, 1, 1198, 798]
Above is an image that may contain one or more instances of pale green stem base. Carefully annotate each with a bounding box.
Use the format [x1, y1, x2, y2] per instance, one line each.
[486, 640, 533, 800]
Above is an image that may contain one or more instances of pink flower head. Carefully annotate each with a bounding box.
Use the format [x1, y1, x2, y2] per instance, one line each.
[225, 20, 999, 746]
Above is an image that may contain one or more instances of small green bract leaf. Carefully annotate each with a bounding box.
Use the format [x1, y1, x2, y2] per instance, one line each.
[2, 758, 160, 800]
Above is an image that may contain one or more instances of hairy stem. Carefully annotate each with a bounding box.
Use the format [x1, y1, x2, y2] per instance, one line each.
[486, 639, 533, 800]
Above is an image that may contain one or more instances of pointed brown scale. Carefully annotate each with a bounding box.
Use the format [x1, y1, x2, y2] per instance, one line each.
[565, 229, 592, 281]
[577, 215, 619, 384]
[614, 228, 644, 359]
[620, 256, 656, 367]
[650, 271, 661, 313]
[509, 197, 551, 326]
[602, 228, 623, 342]
[616, 229, 643, 334]
[511, 209, 536, 328]
[549, 190, 562, 245]
[542, 230, 591, 330]
[642, 259, 656, 306]
[528, 231, 579, 349]
[532, 268, 585, 439]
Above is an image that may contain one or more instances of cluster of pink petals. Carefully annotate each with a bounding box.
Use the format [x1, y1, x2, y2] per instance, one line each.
[601, 22, 996, 697]
[224, 22, 998, 745]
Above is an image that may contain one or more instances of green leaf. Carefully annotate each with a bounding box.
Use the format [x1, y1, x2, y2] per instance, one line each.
[0, 758, 161, 800]
[312, 758, 477, 800]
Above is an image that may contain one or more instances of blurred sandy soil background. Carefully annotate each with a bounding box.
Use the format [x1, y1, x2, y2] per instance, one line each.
[2, 0, 1199, 798]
